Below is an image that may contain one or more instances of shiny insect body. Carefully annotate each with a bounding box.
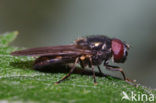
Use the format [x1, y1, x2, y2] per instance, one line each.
[11, 35, 132, 84]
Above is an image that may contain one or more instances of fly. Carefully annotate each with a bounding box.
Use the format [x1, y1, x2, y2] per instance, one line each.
[11, 35, 134, 85]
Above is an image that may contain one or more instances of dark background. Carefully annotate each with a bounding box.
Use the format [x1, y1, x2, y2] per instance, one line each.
[0, 0, 156, 88]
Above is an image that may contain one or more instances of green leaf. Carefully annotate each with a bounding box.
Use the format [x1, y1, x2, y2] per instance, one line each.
[0, 32, 155, 103]
[0, 31, 18, 47]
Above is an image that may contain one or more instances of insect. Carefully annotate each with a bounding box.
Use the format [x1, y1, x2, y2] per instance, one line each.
[11, 35, 133, 84]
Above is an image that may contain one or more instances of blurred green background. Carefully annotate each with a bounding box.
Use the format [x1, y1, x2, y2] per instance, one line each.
[0, 0, 156, 88]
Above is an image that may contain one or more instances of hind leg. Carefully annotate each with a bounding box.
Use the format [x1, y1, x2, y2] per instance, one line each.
[55, 58, 79, 84]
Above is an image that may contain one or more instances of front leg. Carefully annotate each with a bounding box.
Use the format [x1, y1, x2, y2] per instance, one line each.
[104, 62, 135, 84]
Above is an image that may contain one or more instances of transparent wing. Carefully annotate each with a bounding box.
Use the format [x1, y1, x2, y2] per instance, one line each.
[11, 45, 92, 56]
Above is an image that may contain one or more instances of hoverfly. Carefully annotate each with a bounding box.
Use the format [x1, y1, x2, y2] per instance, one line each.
[11, 35, 133, 84]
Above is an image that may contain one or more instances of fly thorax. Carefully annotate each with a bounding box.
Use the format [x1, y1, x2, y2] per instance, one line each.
[91, 51, 105, 65]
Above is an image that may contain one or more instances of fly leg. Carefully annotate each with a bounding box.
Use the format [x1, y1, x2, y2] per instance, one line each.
[79, 59, 85, 69]
[89, 57, 97, 85]
[97, 66, 103, 74]
[55, 58, 79, 84]
[104, 62, 136, 85]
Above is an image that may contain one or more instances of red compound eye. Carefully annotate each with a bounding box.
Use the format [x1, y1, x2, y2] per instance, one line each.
[111, 39, 125, 63]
